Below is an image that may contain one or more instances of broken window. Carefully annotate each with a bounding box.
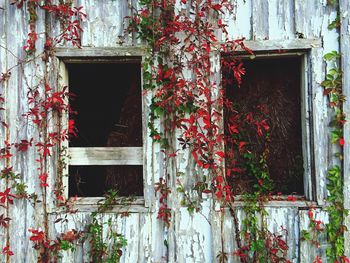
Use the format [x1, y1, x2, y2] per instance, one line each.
[223, 55, 305, 196]
[67, 60, 143, 197]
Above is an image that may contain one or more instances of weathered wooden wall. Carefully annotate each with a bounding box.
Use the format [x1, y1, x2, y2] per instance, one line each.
[340, 0, 350, 258]
[0, 0, 348, 262]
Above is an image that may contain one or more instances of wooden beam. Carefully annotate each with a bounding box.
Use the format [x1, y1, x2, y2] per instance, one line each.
[55, 46, 147, 59]
[217, 38, 321, 52]
[69, 147, 143, 165]
[340, 0, 350, 257]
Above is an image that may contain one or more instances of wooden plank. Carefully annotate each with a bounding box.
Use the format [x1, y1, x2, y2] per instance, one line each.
[174, 200, 212, 263]
[5, 4, 46, 262]
[138, 213, 153, 262]
[120, 213, 140, 262]
[299, 209, 329, 262]
[229, 200, 317, 208]
[301, 53, 314, 200]
[224, 0, 252, 40]
[251, 0, 269, 40]
[294, 0, 325, 39]
[57, 197, 149, 213]
[236, 39, 322, 52]
[0, 0, 7, 257]
[55, 46, 147, 58]
[79, 0, 138, 47]
[340, 0, 350, 257]
[267, 0, 295, 39]
[310, 47, 329, 205]
[69, 147, 143, 165]
[265, 207, 299, 261]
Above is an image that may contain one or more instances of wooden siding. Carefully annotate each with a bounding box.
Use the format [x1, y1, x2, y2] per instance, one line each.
[0, 0, 348, 262]
[340, 0, 350, 257]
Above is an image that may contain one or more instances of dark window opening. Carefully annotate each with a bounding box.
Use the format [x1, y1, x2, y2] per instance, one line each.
[68, 62, 142, 147]
[224, 56, 304, 195]
[69, 165, 143, 197]
[67, 60, 143, 197]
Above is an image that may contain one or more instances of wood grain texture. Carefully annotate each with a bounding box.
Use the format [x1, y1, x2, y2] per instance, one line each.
[69, 147, 143, 165]
[340, 0, 350, 257]
[0, 0, 346, 262]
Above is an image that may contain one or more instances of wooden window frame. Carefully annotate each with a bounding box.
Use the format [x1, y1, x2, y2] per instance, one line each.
[56, 47, 153, 212]
[215, 39, 323, 207]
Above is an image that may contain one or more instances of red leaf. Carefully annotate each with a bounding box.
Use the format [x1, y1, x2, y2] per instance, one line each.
[212, 4, 222, 11]
[287, 195, 297, 202]
[239, 141, 246, 151]
[216, 151, 225, 158]
[2, 246, 13, 256]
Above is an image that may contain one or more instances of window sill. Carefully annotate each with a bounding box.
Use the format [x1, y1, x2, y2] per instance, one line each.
[51, 196, 149, 213]
[226, 200, 317, 208]
[201, 194, 318, 210]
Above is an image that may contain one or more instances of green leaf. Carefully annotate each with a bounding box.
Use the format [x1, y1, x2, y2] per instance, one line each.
[323, 51, 340, 61]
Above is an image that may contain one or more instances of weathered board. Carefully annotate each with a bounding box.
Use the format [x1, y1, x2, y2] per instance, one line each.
[0, 0, 348, 262]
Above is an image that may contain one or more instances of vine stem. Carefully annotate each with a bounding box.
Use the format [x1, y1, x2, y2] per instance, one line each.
[228, 204, 246, 263]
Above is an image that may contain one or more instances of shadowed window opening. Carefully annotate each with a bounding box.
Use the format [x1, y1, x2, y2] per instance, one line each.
[224, 56, 304, 195]
[68, 61, 143, 197]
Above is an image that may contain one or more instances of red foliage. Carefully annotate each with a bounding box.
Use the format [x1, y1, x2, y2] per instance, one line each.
[29, 228, 46, 245]
[155, 179, 171, 226]
[17, 0, 86, 52]
[2, 246, 14, 257]
[0, 188, 16, 206]
[0, 214, 11, 228]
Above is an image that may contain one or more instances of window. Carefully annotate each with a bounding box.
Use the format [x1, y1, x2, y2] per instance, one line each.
[222, 53, 312, 197]
[65, 58, 143, 198]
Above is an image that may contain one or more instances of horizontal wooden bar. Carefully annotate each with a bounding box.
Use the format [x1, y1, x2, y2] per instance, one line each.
[69, 147, 143, 165]
[50, 197, 149, 213]
[55, 46, 147, 58]
[218, 38, 321, 52]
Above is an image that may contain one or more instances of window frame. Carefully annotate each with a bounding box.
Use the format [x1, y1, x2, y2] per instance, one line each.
[56, 47, 153, 212]
[216, 39, 322, 206]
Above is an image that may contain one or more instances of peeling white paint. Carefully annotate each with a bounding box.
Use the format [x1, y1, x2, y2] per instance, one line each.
[0, 0, 347, 262]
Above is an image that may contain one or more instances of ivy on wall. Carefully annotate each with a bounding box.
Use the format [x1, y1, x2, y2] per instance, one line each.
[0, 0, 348, 262]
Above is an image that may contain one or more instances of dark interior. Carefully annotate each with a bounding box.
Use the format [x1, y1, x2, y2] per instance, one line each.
[68, 165, 143, 197]
[68, 62, 142, 147]
[68, 61, 143, 197]
[224, 56, 305, 195]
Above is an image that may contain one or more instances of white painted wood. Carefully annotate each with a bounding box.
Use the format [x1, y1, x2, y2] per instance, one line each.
[0, 0, 8, 257]
[340, 0, 350, 257]
[310, 47, 329, 205]
[294, 0, 326, 39]
[252, 0, 269, 40]
[225, 0, 252, 40]
[55, 46, 147, 58]
[175, 199, 212, 263]
[265, 207, 299, 261]
[301, 53, 314, 200]
[299, 209, 329, 263]
[64, 197, 149, 213]
[238, 38, 322, 52]
[80, 0, 135, 47]
[267, 0, 295, 39]
[69, 147, 143, 165]
[1, 0, 347, 262]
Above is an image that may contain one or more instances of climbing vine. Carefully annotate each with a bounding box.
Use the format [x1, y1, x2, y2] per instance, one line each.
[0, 0, 349, 262]
[297, 1, 349, 262]
[126, 0, 350, 262]
[322, 2, 349, 261]
[126, 0, 295, 262]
